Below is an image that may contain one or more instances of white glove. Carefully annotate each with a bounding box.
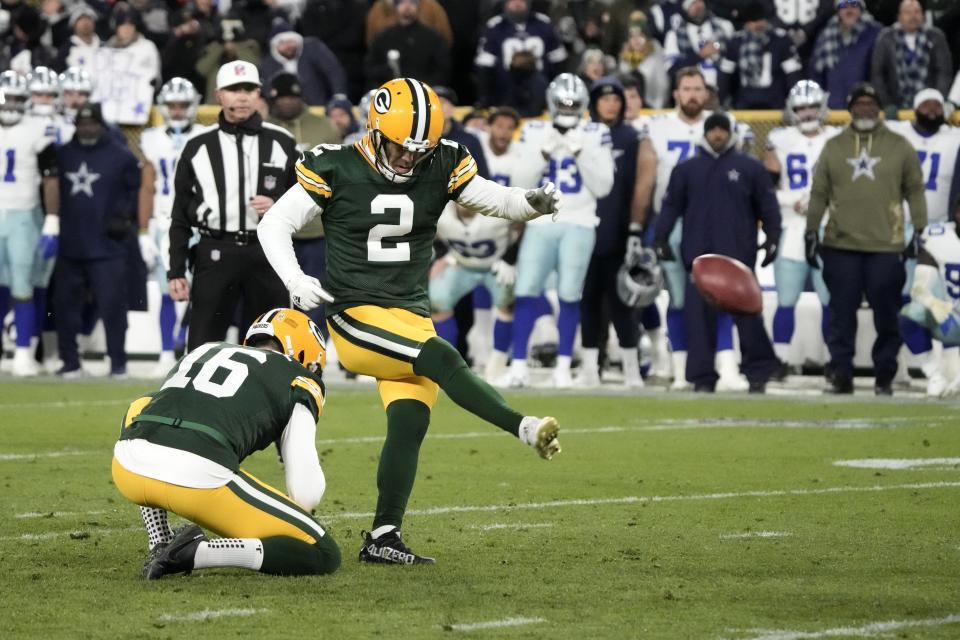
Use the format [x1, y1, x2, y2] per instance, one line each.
[39, 214, 59, 259]
[540, 126, 565, 158]
[525, 181, 560, 220]
[287, 273, 334, 310]
[490, 260, 516, 287]
[563, 127, 584, 156]
[138, 233, 160, 268]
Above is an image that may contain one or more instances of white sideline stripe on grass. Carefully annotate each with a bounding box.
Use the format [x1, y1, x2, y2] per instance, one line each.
[1, 526, 140, 541]
[15, 510, 107, 519]
[324, 481, 960, 521]
[720, 531, 792, 540]
[447, 616, 546, 632]
[834, 458, 960, 470]
[0, 451, 94, 461]
[0, 416, 947, 463]
[737, 612, 960, 640]
[0, 399, 129, 410]
[9, 482, 960, 544]
[158, 609, 265, 623]
[471, 523, 554, 531]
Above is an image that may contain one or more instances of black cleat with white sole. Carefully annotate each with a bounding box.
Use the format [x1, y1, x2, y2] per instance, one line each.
[358, 529, 436, 565]
[142, 524, 207, 579]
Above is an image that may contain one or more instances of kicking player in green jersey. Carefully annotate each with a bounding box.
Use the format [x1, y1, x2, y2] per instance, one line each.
[258, 77, 562, 565]
[112, 308, 340, 578]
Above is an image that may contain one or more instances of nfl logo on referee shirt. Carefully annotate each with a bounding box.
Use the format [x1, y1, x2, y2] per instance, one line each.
[211, 249, 221, 261]
[264, 175, 277, 191]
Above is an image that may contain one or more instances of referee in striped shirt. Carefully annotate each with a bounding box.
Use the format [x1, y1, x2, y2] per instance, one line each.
[168, 61, 299, 350]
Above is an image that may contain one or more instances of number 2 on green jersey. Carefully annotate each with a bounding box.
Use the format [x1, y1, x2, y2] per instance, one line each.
[367, 194, 414, 262]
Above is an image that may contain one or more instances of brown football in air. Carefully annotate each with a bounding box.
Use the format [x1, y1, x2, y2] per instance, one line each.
[691, 254, 763, 315]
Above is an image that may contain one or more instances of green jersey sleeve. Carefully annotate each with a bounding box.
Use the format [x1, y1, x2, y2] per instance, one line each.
[295, 143, 345, 205]
[440, 140, 480, 201]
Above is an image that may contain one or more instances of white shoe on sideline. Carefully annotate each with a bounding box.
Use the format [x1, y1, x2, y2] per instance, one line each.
[151, 351, 177, 378]
[12, 348, 39, 377]
[573, 365, 600, 389]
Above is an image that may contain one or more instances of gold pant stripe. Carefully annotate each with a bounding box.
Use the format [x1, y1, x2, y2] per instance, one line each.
[111, 457, 321, 545]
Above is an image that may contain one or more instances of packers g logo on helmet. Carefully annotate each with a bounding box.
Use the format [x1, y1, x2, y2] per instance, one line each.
[365, 77, 443, 182]
[244, 308, 327, 373]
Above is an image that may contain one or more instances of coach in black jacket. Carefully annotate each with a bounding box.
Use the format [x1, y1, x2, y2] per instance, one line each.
[168, 61, 298, 350]
[654, 112, 781, 393]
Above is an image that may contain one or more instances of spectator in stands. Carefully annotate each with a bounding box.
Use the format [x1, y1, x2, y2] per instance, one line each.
[433, 85, 489, 178]
[365, 0, 450, 89]
[771, 0, 834, 62]
[474, 0, 567, 108]
[94, 3, 161, 125]
[299, 0, 367, 101]
[664, 0, 735, 90]
[267, 72, 341, 150]
[196, 18, 260, 104]
[261, 22, 347, 106]
[161, 5, 213, 94]
[649, 0, 685, 44]
[618, 10, 669, 108]
[54, 103, 140, 377]
[497, 49, 550, 118]
[229, 0, 283, 51]
[7, 4, 56, 74]
[325, 96, 358, 141]
[128, 0, 170, 49]
[805, 82, 926, 395]
[578, 47, 609, 87]
[39, 0, 72, 53]
[366, 0, 452, 46]
[54, 4, 101, 75]
[951, 69, 960, 111]
[719, 0, 803, 108]
[871, 0, 953, 115]
[809, 0, 880, 109]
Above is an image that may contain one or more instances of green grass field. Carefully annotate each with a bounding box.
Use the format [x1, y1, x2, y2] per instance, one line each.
[1, 381, 959, 639]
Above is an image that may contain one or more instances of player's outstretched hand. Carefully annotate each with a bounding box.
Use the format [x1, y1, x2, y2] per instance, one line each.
[525, 181, 560, 220]
[288, 273, 334, 310]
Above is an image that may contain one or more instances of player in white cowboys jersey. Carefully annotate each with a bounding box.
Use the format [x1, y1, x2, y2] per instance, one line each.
[138, 78, 203, 376]
[0, 84, 59, 377]
[763, 80, 838, 372]
[901, 221, 960, 394]
[887, 89, 960, 396]
[27, 67, 74, 146]
[501, 73, 615, 388]
[431, 201, 519, 379]
[640, 66, 745, 390]
[471, 107, 524, 378]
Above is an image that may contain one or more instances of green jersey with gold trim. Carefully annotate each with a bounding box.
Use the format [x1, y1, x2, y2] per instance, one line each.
[295, 135, 479, 316]
[118, 342, 325, 471]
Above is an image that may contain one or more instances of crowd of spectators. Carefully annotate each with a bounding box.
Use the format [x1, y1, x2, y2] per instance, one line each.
[2, 0, 959, 115]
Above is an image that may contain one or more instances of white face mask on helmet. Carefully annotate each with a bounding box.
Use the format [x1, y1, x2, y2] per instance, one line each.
[785, 79, 828, 134]
[157, 77, 200, 131]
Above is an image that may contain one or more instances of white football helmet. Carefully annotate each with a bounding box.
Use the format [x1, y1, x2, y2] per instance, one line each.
[546, 73, 588, 129]
[157, 77, 200, 130]
[59, 67, 94, 119]
[0, 72, 29, 126]
[28, 66, 61, 116]
[617, 249, 663, 308]
[785, 80, 828, 133]
[357, 88, 376, 131]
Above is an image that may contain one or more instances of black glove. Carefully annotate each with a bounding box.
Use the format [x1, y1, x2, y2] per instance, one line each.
[653, 238, 674, 262]
[625, 223, 645, 266]
[760, 234, 779, 267]
[902, 230, 922, 260]
[804, 230, 820, 269]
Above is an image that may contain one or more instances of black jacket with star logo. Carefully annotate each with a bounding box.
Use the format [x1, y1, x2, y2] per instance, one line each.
[57, 133, 141, 259]
[806, 122, 926, 253]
